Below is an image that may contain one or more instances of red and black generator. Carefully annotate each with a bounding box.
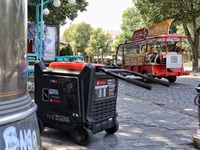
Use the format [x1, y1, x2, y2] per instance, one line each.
[35, 61, 121, 145]
[34, 61, 169, 145]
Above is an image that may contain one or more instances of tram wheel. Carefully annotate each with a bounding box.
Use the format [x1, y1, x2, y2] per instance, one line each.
[167, 76, 177, 83]
[141, 71, 148, 82]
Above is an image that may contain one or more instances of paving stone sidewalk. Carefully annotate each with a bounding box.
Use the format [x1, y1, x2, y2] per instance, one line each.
[41, 92, 198, 150]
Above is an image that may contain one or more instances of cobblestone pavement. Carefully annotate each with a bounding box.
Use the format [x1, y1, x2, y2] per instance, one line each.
[41, 73, 200, 150]
[119, 74, 199, 118]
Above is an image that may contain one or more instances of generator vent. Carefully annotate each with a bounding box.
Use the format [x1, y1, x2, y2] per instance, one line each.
[92, 99, 117, 121]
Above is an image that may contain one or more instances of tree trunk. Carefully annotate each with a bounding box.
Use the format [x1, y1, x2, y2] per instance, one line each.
[193, 26, 200, 71]
[183, 22, 199, 71]
[192, 46, 199, 71]
[98, 55, 100, 63]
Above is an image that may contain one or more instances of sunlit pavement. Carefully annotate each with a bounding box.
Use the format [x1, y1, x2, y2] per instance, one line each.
[41, 92, 197, 149]
[115, 92, 196, 150]
[41, 73, 200, 149]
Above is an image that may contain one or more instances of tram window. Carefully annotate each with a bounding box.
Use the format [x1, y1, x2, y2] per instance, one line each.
[124, 48, 137, 54]
[168, 44, 175, 52]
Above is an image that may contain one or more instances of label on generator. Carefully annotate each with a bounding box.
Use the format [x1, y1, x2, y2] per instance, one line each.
[95, 78, 116, 99]
[108, 85, 115, 96]
[49, 89, 59, 95]
[42, 88, 60, 103]
[107, 79, 116, 85]
[47, 113, 70, 123]
[55, 115, 70, 123]
[95, 85, 108, 98]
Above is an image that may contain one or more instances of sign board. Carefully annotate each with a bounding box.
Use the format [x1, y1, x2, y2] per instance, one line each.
[148, 19, 173, 37]
[166, 54, 182, 68]
[43, 25, 59, 61]
[132, 28, 148, 41]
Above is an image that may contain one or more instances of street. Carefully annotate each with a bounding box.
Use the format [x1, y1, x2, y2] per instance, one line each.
[41, 74, 199, 150]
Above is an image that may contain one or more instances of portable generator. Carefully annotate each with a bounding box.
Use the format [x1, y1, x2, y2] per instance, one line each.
[34, 61, 169, 145]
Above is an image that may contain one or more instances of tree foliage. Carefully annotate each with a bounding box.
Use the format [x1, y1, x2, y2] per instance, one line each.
[89, 28, 113, 58]
[62, 24, 113, 58]
[28, 0, 88, 25]
[62, 22, 93, 55]
[60, 44, 73, 56]
[73, 22, 93, 55]
[114, 6, 143, 50]
[121, 7, 144, 32]
[112, 32, 132, 50]
[62, 24, 77, 43]
[135, 0, 200, 70]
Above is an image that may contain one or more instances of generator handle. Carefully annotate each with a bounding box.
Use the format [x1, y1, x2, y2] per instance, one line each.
[101, 68, 170, 87]
[100, 68, 152, 90]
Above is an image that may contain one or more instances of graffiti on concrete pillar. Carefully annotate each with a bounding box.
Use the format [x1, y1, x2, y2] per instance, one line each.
[3, 126, 40, 150]
[3, 126, 19, 149]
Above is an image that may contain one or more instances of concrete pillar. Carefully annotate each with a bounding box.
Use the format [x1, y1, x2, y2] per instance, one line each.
[0, 0, 42, 149]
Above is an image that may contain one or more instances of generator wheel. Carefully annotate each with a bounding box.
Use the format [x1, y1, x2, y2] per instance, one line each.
[37, 117, 45, 133]
[105, 120, 119, 134]
[74, 126, 93, 146]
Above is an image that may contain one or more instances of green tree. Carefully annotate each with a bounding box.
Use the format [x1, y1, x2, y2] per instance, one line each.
[112, 32, 132, 50]
[60, 44, 73, 56]
[73, 22, 93, 55]
[28, 0, 88, 25]
[62, 24, 77, 44]
[135, 0, 200, 71]
[89, 28, 113, 63]
[62, 22, 93, 55]
[121, 7, 144, 32]
[113, 6, 143, 51]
